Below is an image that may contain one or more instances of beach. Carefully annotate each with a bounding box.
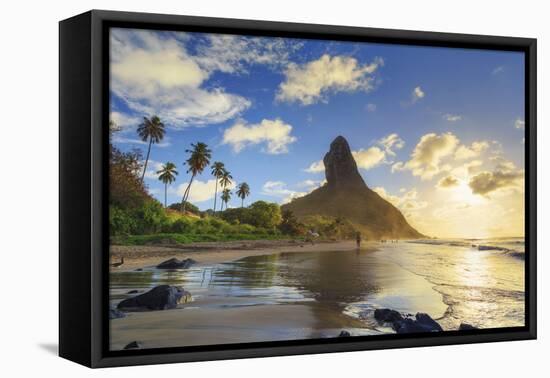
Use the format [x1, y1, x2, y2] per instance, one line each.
[110, 239, 368, 271]
[110, 238, 525, 350]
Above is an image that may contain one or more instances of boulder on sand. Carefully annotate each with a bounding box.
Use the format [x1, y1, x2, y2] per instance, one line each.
[156, 257, 196, 269]
[458, 323, 478, 331]
[117, 285, 192, 311]
[123, 341, 141, 350]
[393, 313, 443, 334]
[373, 308, 443, 334]
[374, 308, 403, 323]
[109, 308, 126, 319]
[338, 330, 351, 337]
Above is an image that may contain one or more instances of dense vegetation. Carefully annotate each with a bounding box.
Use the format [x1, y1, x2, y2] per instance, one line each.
[109, 116, 358, 245]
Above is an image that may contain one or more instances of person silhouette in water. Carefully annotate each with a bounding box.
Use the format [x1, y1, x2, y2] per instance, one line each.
[356, 231, 362, 249]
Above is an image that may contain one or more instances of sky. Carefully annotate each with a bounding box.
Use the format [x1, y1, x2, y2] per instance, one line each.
[109, 27, 526, 239]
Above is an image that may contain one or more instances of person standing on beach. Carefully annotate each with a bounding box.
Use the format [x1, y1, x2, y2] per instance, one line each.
[356, 231, 362, 249]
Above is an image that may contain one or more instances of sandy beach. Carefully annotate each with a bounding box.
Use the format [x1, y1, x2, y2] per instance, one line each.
[109, 239, 525, 350]
[109, 240, 381, 350]
[110, 301, 375, 350]
[110, 239, 374, 272]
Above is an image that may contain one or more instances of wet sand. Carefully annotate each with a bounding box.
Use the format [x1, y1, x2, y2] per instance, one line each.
[109, 240, 380, 350]
[109, 238, 524, 350]
[110, 239, 374, 272]
[110, 301, 375, 350]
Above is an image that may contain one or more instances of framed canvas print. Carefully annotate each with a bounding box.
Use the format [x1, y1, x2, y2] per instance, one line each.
[59, 10, 537, 368]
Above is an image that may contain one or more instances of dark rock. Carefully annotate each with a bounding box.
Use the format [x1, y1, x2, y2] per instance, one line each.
[393, 313, 443, 334]
[117, 285, 192, 311]
[374, 308, 404, 323]
[323, 136, 366, 189]
[393, 318, 427, 333]
[415, 313, 443, 331]
[458, 323, 478, 331]
[109, 308, 126, 319]
[156, 257, 196, 269]
[135, 268, 143, 271]
[338, 330, 351, 337]
[127, 290, 139, 294]
[373, 309, 442, 334]
[123, 341, 141, 349]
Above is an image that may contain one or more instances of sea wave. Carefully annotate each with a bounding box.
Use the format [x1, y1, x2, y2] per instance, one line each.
[408, 238, 525, 260]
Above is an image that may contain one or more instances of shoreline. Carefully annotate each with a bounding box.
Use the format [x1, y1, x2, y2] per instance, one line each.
[108, 238, 525, 350]
[110, 239, 377, 272]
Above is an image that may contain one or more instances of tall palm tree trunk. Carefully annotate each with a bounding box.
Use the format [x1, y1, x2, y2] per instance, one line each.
[241, 198, 244, 208]
[141, 137, 153, 183]
[181, 174, 195, 213]
[213, 180, 218, 213]
[164, 182, 167, 208]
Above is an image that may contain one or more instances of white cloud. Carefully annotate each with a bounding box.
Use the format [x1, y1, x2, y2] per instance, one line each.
[454, 140, 489, 160]
[451, 159, 484, 178]
[170, 178, 235, 203]
[110, 29, 250, 128]
[304, 160, 325, 173]
[396, 132, 460, 180]
[492, 66, 505, 75]
[469, 169, 524, 197]
[443, 113, 462, 122]
[391, 161, 405, 173]
[261, 181, 307, 204]
[378, 133, 405, 157]
[366, 103, 377, 112]
[437, 175, 460, 189]
[276, 54, 383, 105]
[352, 147, 386, 170]
[464, 156, 523, 197]
[143, 160, 165, 180]
[296, 179, 325, 189]
[112, 135, 171, 148]
[195, 34, 301, 74]
[222, 118, 297, 154]
[515, 118, 525, 129]
[110, 111, 140, 131]
[411, 86, 425, 103]
[373, 186, 427, 216]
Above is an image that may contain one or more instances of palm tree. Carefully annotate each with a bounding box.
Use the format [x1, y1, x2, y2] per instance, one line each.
[236, 182, 250, 208]
[137, 115, 165, 183]
[210, 161, 225, 213]
[181, 142, 212, 213]
[157, 162, 178, 208]
[218, 170, 233, 211]
[221, 188, 232, 211]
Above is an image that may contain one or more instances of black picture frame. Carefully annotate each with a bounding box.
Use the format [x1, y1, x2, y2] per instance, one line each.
[59, 9, 537, 368]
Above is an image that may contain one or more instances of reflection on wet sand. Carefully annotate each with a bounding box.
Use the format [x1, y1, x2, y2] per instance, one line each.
[110, 241, 524, 350]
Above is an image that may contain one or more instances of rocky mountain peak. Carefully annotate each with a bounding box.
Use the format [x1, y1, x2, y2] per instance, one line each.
[323, 136, 366, 188]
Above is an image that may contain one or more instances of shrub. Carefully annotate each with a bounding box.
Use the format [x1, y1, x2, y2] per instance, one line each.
[208, 217, 225, 230]
[167, 201, 201, 215]
[220, 208, 247, 225]
[109, 205, 136, 236]
[247, 201, 282, 229]
[170, 218, 192, 233]
[133, 200, 168, 234]
[279, 209, 305, 236]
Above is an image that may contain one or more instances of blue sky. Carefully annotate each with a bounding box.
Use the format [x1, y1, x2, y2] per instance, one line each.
[110, 28, 525, 238]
